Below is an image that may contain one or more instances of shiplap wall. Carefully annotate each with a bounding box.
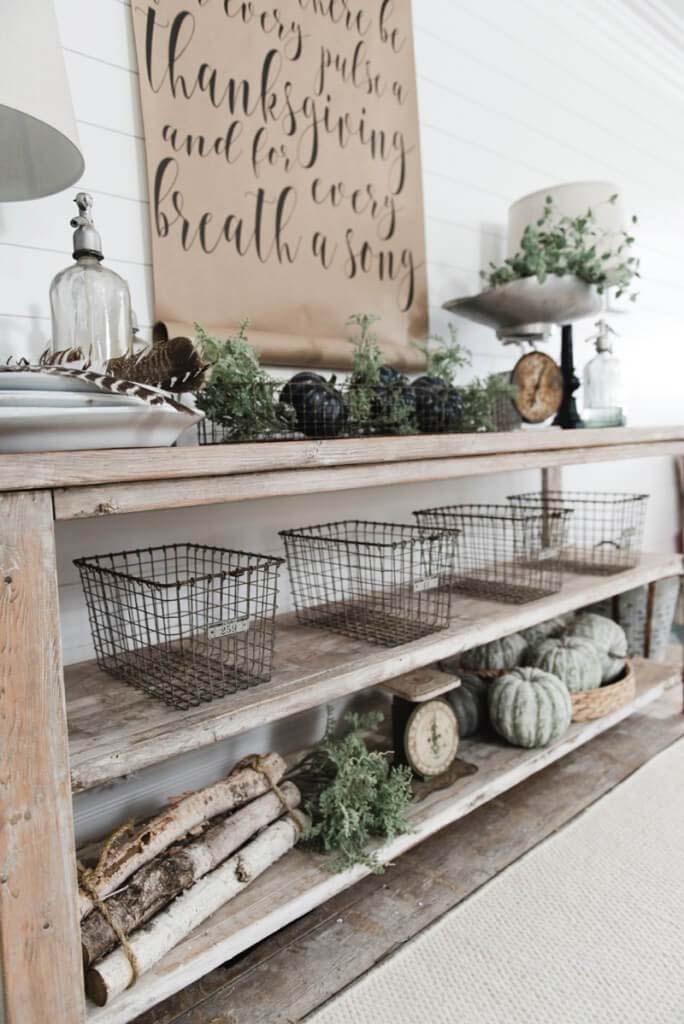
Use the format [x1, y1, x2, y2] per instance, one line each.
[2, 0, 683, 839]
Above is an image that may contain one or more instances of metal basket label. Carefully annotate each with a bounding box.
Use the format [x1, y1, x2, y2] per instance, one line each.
[414, 575, 441, 593]
[207, 617, 252, 639]
[621, 527, 637, 540]
[537, 546, 561, 561]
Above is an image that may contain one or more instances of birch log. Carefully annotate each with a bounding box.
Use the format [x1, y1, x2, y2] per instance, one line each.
[78, 752, 286, 920]
[86, 814, 306, 1006]
[81, 783, 301, 967]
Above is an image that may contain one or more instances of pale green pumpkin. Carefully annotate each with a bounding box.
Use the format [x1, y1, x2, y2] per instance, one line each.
[569, 612, 627, 683]
[489, 667, 572, 748]
[520, 612, 575, 648]
[545, 612, 576, 635]
[461, 632, 527, 674]
[526, 636, 602, 693]
[446, 674, 489, 737]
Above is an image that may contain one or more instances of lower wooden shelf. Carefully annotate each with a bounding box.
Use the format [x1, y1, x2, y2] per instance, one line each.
[86, 656, 682, 1024]
[67, 552, 682, 793]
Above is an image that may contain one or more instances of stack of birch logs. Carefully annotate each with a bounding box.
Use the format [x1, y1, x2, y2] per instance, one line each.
[80, 753, 305, 1006]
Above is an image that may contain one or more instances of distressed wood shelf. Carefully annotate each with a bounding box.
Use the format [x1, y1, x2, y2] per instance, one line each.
[66, 551, 683, 793]
[0, 425, 682, 519]
[3, 428, 684, 1024]
[85, 657, 681, 1024]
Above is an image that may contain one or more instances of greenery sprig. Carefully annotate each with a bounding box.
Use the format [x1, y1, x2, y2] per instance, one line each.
[413, 326, 513, 432]
[483, 194, 639, 300]
[288, 710, 414, 873]
[347, 313, 416, 435]
[195, 320, 294, 440]
[413, 323, 470, 386]
[459, 374, 517, 433]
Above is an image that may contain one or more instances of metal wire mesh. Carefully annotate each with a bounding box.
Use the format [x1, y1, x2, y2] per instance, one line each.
[508, 491, 648, 574]
[75, 544, 284, 710]
[280, 520, 457, 646]
[413, 504, 571, 603]
[197, 377, 508, 444]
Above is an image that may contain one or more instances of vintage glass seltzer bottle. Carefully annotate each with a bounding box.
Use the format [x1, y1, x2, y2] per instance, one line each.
[50, 192, 132, 365]
[582, 319, 626, 428]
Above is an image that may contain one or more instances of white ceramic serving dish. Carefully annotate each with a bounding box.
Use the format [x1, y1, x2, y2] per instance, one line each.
[0, 389, 144, 409]
[0, 403, 202, 452]
[0, 370, 101, 393]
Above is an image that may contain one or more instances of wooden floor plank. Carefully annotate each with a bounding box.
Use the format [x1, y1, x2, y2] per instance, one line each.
[134, 686, 684, 1024]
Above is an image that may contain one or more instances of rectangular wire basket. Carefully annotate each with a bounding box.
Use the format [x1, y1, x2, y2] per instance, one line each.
[75, 544, 284, 710]
[507, 491, 649, 574]
[197, 376, 506, 444]
[413, 504, 572, 604]
[279, 520, 458, 646]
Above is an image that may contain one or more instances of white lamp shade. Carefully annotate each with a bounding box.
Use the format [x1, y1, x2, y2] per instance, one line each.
[507, 181, 627, 281]
[0, 0, 84, 200]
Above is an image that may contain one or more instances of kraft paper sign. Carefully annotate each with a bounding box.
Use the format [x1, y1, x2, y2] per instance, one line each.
[131, 0, 427, 369]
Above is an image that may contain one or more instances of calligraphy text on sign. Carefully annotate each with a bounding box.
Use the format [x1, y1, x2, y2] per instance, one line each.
[141, 0, 423, 316]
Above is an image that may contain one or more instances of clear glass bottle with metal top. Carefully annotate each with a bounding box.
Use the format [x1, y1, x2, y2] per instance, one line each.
[582, 319, 626, 428]
[50, 192, 132, 364]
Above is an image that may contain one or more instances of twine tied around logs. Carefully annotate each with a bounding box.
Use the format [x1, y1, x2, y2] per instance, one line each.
[77, 819, 144, 988]
[234, 753, 306, 835]
[77, 754, 302, 989]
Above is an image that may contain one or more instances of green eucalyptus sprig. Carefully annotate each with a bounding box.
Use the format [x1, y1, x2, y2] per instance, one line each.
[288, 710, 414, 873]
[483, 194, 640, 300]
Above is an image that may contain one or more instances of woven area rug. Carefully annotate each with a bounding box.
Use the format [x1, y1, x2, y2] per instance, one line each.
[307, 738, 684, 1024]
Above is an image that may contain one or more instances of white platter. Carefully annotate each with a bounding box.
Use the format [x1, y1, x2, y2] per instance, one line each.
[0, 369, 102, 393]
[0, 403, 202, 452]
[0, 390, 145, 409]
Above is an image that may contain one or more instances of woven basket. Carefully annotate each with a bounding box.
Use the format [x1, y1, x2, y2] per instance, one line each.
[570, 660, 636, 722]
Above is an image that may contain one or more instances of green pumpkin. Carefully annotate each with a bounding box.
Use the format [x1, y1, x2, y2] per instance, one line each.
[461, 632, 527, 674]
[527, 636, 602, 693]
[520, 613, 574, 648]
[519, 622, 552, 648]
[545, 612, 576, 635]
[489, 667, 571, 748]
[446, 674, 489, 737]
[569, 612, 627, 683]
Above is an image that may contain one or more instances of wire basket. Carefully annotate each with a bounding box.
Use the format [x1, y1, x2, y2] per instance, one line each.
[197, 376, 511, 444]
[413, 504, 571, 604]
[75, 544, 284, 710]
[279, 520, 457, 646]
[507, 491, 648, 574]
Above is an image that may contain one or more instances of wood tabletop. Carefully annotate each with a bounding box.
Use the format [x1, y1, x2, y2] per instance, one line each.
[1, 426, 683, 492]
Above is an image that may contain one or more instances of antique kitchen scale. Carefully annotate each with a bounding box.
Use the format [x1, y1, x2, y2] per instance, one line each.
[382, 667, 467, 783]
[444, 182, 629, 429]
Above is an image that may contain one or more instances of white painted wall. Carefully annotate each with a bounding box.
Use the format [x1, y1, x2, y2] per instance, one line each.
[1, 0, 682, 841]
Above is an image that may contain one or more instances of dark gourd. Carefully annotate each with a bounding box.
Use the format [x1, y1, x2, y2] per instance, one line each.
[371, 366, 417, 428]
[568, 612, 627, 683]
[446, 673, 489, 738]
[280, 372, 347, 439]
[489, 667, 572, 748]
[412, 375, 464, 433]
[526, 636, 602, 693]
[461, 632, 527, 675]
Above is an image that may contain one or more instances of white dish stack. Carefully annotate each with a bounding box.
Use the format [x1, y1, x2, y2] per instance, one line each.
[0, 369, 203, 452]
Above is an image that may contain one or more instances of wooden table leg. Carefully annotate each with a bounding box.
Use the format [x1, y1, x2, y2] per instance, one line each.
[0, 491, 86, 1023]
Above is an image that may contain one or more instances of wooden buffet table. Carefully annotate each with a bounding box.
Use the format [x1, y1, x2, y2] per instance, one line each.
[1, 426, 683, 1024]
